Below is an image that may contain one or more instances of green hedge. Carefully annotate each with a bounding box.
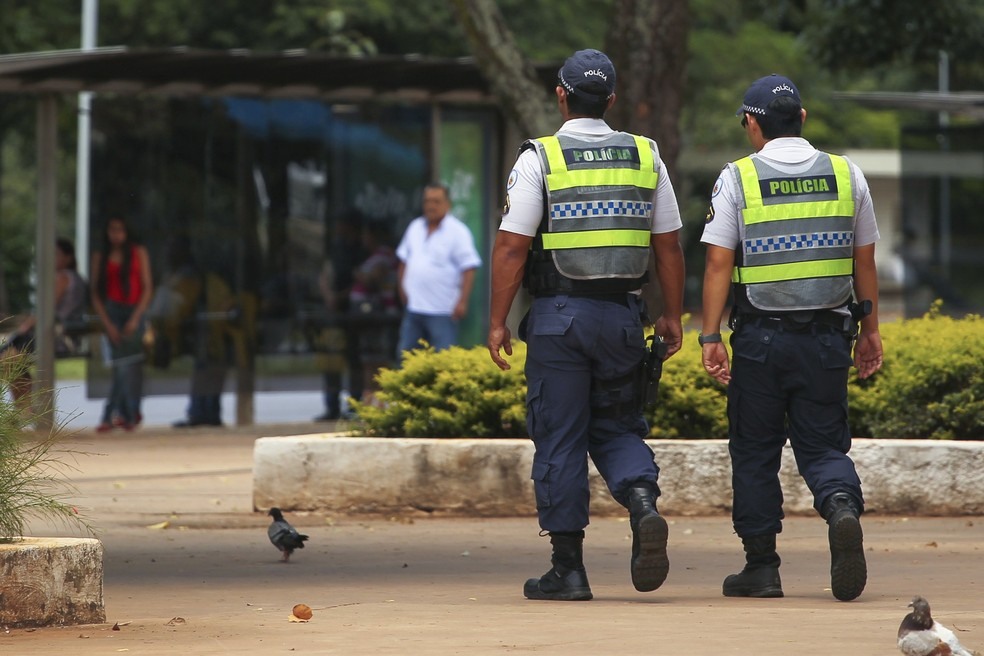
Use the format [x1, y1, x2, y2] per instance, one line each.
[355, 306, 983, 440]
[849, 303, 984, 439]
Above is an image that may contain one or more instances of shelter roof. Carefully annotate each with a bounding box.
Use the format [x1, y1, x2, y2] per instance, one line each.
[0, 46, 556, 103]
[833, 90, 984, 120]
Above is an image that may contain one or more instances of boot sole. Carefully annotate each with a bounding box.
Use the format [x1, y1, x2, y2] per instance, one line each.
[523, 579, 593, 601]
[722, 580, 784, 598]
[631, 513, 669, 592]
[829, 514, 866, 601]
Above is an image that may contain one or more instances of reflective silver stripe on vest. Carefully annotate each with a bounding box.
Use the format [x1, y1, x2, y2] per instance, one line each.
[734, 153, 855, 312]
[532, 132, 657, 281]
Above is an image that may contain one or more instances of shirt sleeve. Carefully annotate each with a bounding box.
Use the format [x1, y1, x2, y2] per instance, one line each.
[651, 154, 683, 234]
[497, 148, 543, 237]
[700, 165, 742, 249]
[395, 221, 413, 262]
[453, 222, 483, 270]
[848, 160, 880, 247]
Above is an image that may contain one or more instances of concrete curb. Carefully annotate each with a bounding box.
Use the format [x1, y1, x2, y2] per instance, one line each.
[0, 538, 105, 628]
[252, 436, 984, 517]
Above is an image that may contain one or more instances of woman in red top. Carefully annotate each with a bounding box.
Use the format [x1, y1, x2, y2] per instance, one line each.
[90, 216, 153, 431]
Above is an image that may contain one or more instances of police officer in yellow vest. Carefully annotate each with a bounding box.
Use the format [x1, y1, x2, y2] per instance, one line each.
[488, 49, 686, 601]
[700, 74, 884, 602]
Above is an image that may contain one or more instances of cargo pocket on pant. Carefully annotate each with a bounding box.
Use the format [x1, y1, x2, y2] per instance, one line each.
[530, 460, 552, 510]
[732, 326, 773, 364]
[817, 333, 854, 370]
[531, 312, 574, 336]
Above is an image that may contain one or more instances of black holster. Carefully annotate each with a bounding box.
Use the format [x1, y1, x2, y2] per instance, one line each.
[638, 335, 668, 412]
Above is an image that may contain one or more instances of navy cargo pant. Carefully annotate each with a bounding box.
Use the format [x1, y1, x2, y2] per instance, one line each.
[523, 294, 660, 533]
[728, 319, 864, 538]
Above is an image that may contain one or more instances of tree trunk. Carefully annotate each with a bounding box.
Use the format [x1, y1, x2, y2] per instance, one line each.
[449, 0, 556, 138]
[605, 0, 690, 319]
[605, 0, 690, 185]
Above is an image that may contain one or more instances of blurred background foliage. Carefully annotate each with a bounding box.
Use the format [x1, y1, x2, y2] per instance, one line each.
[1, 0, 982, 315]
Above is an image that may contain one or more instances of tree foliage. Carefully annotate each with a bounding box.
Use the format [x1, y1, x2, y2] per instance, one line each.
[801, 0, 984, 75]
[449, 0, 555, 138]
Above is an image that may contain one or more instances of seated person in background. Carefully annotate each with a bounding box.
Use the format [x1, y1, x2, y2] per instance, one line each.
[1, 238, 88, 406]
[348, 222, 400, 407]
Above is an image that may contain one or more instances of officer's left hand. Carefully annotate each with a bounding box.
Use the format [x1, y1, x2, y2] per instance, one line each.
[653, 315, 683, 358]
[702, 343, 731, 385]
[488, 325, 513, 370]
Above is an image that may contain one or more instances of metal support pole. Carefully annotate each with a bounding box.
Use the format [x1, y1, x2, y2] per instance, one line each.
[76, 0, 98, 279]
[938, 50, 951, 274]
[34, 94, 59, 430]
[430, 102, 442, 184]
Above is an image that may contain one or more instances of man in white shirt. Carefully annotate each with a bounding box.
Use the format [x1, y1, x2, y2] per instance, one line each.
[700, 74, 884, 603]
[396, 183, 482, 357]
[488, 49, 685, 601]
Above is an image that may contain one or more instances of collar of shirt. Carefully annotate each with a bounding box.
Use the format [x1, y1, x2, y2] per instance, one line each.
[757, 137, 817, 164]
[557, 118, 614, 136]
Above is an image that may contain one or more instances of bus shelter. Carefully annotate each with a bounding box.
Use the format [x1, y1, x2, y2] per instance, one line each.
[0, 47, 555, 426]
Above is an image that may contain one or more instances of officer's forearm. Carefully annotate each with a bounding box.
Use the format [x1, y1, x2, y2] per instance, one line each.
[702, 245, 735, 334]
[489, 231, 532, 328]
[853, 244, 880, 333]
[651, 231, 685, 319]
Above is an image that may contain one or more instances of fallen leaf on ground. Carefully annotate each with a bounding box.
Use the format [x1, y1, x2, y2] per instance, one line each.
[146, 521, 170, 530]
[112, 622, 120, 631]
[165, 617, 186, 626]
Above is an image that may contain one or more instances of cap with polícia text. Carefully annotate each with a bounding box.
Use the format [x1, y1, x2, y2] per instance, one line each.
[736, 74, 801, 118]
[558, 49, 616, 101]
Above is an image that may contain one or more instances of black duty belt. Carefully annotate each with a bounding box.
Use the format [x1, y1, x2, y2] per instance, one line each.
[743, 310, 850, 333]
[534, 292, 635, 307]
[570, 292, 633, 306]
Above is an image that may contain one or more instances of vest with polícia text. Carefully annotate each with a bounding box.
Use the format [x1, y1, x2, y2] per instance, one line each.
[731, 152, 856, 312]
[524, 132, 658, 295]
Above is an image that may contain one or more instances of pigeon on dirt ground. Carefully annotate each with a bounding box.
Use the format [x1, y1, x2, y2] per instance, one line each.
[267, 507, 309, 562]
[898, 596, 979, 656]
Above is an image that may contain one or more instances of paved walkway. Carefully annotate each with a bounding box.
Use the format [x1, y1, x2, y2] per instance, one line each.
[4, 426, 983, 655]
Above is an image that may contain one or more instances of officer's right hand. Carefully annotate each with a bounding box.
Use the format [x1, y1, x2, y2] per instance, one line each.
[488, 325, 513, 370]
[702, 342, 731, 385]
[654, 315, 683, 358]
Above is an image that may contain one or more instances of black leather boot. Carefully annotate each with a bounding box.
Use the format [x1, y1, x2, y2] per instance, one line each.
[722, 534, 783, 598]
[523, 531, 593, 601]
[822, 492, 866, 601]
[627, 482, 669, 592]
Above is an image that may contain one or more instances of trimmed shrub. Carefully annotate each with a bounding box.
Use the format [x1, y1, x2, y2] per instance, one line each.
[354, 343, 528, 437]
[355, 306, 983, 440]
[353, 336, 726, 439]
[849, 303, 984, 439]
[647, 333, 728, 439]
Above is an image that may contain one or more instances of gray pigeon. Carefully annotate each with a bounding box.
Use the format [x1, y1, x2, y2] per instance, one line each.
[898, 596, 979, 656]
[267, 507, 309, 562]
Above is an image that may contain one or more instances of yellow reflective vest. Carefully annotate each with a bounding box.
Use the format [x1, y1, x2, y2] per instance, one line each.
[524, 132, 658, 295]
[731, 152, 856, 312]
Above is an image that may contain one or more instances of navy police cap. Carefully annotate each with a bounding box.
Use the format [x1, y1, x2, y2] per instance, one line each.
[558, 49, 616, 101]
[737, 74, 801, 117]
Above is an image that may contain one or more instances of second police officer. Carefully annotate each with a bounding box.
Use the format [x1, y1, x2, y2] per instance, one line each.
[488, 49, 686, 600]
[700, 74, 884, 602]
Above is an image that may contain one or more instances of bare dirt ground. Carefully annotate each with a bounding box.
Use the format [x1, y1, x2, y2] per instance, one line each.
[3, 428, 982, 655]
